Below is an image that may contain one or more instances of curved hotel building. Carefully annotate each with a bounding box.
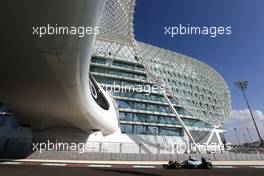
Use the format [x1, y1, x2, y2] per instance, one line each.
[0, 0, 231, 155]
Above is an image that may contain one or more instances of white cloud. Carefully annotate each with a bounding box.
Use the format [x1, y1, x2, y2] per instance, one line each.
[223, 109, 264, 144]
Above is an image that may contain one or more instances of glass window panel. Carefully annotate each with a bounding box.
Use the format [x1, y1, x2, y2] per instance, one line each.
[147, 126, 159, 135]
[121, 124, 133, 134]
[148, 115, 158, 123]
[134, 125, 147, 135]
[134, 114, 147, 122]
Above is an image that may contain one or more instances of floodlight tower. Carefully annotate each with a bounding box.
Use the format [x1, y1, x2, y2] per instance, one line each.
[235, 81, 264, 146]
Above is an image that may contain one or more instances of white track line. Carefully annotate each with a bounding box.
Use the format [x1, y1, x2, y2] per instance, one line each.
[214, 166, 234, 168]
[250, 166, 264, 168]
[88, 164, 112, 168]
[41, 163, 67, 167]
[133, 165, 156, 168]
[0, 162, 22, 165]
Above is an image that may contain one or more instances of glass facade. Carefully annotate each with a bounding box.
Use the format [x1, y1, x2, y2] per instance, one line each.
[90, 56, 212, 137]
[92, 0, 231, 137]
[120, 124, 182, 136]
[138, 42, 231, 124]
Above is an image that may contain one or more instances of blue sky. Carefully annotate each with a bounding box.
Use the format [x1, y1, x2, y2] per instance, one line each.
[134, 0, 264, 143]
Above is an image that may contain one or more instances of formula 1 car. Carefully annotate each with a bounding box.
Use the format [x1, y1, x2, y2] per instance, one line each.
[162, 160, 181, 169]
[163, 156, 213, 169]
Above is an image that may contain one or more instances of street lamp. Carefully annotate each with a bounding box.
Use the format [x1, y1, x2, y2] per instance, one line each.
[235, 81, 264, 146]
[247, 127, 253, 143]
[234, 128, 241, 145]
[243, 133, 248, 144]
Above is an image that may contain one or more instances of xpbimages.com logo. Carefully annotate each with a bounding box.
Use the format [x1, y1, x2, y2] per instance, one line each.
[32, 24, 100, 37]
[100, 82, 166, 96]
[32, 140, 88, 153]
[164, 24, 232, 38]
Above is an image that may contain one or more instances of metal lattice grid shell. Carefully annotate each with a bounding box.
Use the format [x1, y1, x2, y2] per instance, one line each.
[97, 0, 136, 45]
[137, 42, 231, 124]
[94, 0, 231, 125]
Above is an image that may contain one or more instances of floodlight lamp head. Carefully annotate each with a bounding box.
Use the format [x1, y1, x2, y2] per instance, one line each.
[235, 81, 248, 91]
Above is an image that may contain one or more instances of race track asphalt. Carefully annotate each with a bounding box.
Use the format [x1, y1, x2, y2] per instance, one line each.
[0, 165, 263, 176]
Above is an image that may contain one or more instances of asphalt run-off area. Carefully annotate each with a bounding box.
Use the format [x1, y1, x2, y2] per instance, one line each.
[0, 162, 264, 176]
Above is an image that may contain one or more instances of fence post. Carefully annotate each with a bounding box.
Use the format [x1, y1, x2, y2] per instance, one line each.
[139, 143, 142, 154]
[119, 142, 123, 154]
[99, 142, 102, 153]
